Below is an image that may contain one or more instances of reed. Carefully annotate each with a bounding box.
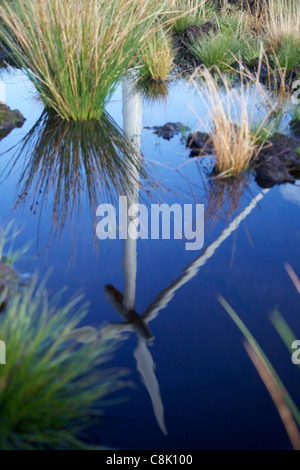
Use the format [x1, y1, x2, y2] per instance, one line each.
[218, 264, 300, 450]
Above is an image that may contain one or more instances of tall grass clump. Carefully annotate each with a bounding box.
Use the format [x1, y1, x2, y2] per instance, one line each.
[262, 0, 300, 74]
[167, 0, 209, 34]
[271, 37, 300, 74]
[188, 31, 238, 71]
[264, 0, 300, 46]
[0, 274, 126, 449]
[192, 64, 276, 175]
[0, 0, 169, 121]
[140, 29, 174, 82]
[187, 13, 260, 71]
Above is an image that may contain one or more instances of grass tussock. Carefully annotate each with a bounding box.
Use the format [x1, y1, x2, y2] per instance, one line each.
[262, 0, 300, 73]
[192, 63, 280, 176]
[187, 12, 262, 70]
[188, 31, 238, 71]
[140, 30, 174, 82]
[0, 271, 126, 449]
[264, 0, 300, 46]
[167, 0, 210, 34]
[0, 0, 169, 121]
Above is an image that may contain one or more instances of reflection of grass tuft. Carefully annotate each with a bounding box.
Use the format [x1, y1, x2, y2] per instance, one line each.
[3, 110, 145, 239]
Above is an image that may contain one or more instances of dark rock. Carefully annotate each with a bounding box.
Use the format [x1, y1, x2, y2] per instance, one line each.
[0, 42, 12, 61]
[186, 131, 213, 156]
[290, 120, 300, 140]
[0, 102, 25, 140]
[144, 122, 185, 141]
[255, 157, 295, 188]
[0, 48, 8, 61]
[250, 59, 269, 80]
[258, 133, 300, 169]
[290, 168, 300, 180]
[255, 133, 300, 187]
[215, 0, 265, 11]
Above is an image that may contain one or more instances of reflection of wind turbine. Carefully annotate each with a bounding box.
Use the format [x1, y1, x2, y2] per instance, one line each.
[104, 185, 269, 434]
[103, 74, 271, 435]
[72, 78, 270, 435]
[105, 75, 271, 434]
[105, 188, 269, 334]
[140, 188, 270, 322]
[105, 74, 168, 435]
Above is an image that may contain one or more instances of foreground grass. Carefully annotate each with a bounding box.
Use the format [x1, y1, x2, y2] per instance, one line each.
[0, 226, 125, 448]
[0, 0, 169, 120]
[0, 278, 125, 449]
[218, 263, 300, 450]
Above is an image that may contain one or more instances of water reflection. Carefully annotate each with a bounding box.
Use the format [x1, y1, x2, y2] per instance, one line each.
[136, 78, 169, 104]
[100, 76, 272, 437]
[105, 76, 168, 435]
[105, 156, 269, 437]
[0, 70, 277, 444]
[203, 172, 252, 230]
[2, 109, 144, 244]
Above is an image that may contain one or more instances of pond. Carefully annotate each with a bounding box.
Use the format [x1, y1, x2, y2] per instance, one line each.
[0, 69, 299, 450]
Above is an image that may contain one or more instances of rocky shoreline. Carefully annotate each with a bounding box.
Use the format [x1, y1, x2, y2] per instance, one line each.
[145, 122, 300, 188]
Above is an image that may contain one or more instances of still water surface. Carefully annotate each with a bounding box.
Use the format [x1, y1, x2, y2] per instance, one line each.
[0, 70, 299, 449]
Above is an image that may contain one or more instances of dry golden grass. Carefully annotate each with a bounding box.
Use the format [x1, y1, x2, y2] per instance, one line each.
[191, 58, 285, 176]
[264, 0, 300, 45]
[192, 68, 259, 175]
